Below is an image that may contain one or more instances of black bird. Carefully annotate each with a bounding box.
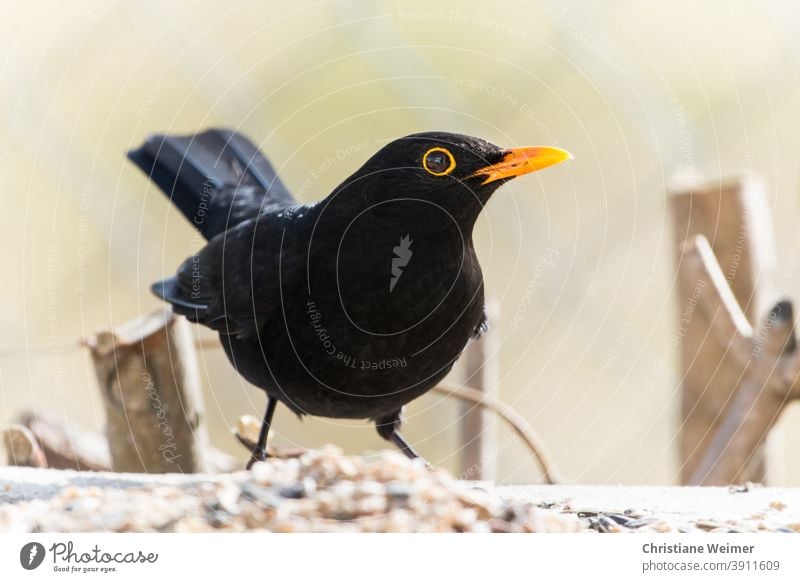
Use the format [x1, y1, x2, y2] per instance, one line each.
[128, 129, 570, 466]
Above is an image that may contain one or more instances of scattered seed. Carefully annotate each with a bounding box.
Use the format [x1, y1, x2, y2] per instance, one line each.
[604, 513, 632, 526]
[695, 520, 726, 531]
[625, 517, 658, 529]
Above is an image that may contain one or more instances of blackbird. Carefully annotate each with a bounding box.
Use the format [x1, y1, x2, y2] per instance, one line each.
[128, 129, 570, 466]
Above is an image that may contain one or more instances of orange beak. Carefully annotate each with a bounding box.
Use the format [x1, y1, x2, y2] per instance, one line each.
[469, 146, 572, 185]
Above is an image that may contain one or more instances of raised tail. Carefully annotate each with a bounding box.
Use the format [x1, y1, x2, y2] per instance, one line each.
[128, 128, 295, 240]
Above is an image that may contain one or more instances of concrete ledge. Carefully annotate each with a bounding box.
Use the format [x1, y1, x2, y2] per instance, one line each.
[495, 484, 800, 532]
[2, 464, 799, 533]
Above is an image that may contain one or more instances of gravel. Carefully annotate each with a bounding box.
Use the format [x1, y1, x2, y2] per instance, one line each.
[2, 447, 799, 533]
[0, 446, 581, 533]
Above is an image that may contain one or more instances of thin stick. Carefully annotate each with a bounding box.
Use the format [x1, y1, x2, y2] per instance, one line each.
[682, 235, 754, 350]
[434, 381, 562, 484]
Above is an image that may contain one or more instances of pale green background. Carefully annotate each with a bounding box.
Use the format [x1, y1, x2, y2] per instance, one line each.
[1, 0, 799, 484]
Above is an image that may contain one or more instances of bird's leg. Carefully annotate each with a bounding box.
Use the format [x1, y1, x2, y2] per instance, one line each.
[247, 397, 277, 470]
[375, 410, 424, 461]
[389, 430, 421, 460]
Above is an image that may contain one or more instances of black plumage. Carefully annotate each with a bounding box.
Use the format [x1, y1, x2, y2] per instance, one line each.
[128, 128, 569, 465]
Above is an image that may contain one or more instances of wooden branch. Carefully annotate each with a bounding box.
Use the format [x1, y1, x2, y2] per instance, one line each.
[230, 388, 560, 482]
[6, 411, 238, 473]
[434, 381, 562, 484]
[15, 413, 111, 471]
[2, 425, 47, 468]
[233, 415, 306, 460]
[198, 335, 556, 481]
[86, 309, 210, 473]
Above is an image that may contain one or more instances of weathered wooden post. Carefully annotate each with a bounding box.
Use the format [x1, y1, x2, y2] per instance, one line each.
[671, 176, 800, 484]
[86, 309, 209, 473]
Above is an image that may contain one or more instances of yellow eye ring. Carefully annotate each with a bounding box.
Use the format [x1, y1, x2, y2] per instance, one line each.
[422, 147, 456, 176]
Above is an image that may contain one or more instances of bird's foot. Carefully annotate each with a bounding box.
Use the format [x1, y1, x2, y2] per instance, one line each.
[390, 431, 433, 468]
[246, 447, 268, 470]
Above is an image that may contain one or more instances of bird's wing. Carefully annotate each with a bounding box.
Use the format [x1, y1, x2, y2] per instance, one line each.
[152, 212, 297, 339]
[129, 128, 295, 240]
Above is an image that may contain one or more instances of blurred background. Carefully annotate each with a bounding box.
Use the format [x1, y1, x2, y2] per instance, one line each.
[1, 0, 800, 485]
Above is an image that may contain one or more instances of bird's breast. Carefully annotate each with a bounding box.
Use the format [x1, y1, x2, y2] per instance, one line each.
[299, 227, 484, 372]
[232, 225, 486, 418]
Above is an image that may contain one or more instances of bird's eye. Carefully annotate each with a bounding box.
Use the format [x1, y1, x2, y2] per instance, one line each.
[422, 147, 456, 176]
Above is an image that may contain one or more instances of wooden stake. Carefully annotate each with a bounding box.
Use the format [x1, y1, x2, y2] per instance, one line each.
[671, 176, 795, 484]
[86, 309, 209, 473]
[680, 237, 798, 483]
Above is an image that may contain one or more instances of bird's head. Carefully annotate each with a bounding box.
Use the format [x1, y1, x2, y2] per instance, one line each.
[325, 131, 571, 231]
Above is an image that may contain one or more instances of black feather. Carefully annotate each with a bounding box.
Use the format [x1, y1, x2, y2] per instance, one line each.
[127, 128, 295, 240]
